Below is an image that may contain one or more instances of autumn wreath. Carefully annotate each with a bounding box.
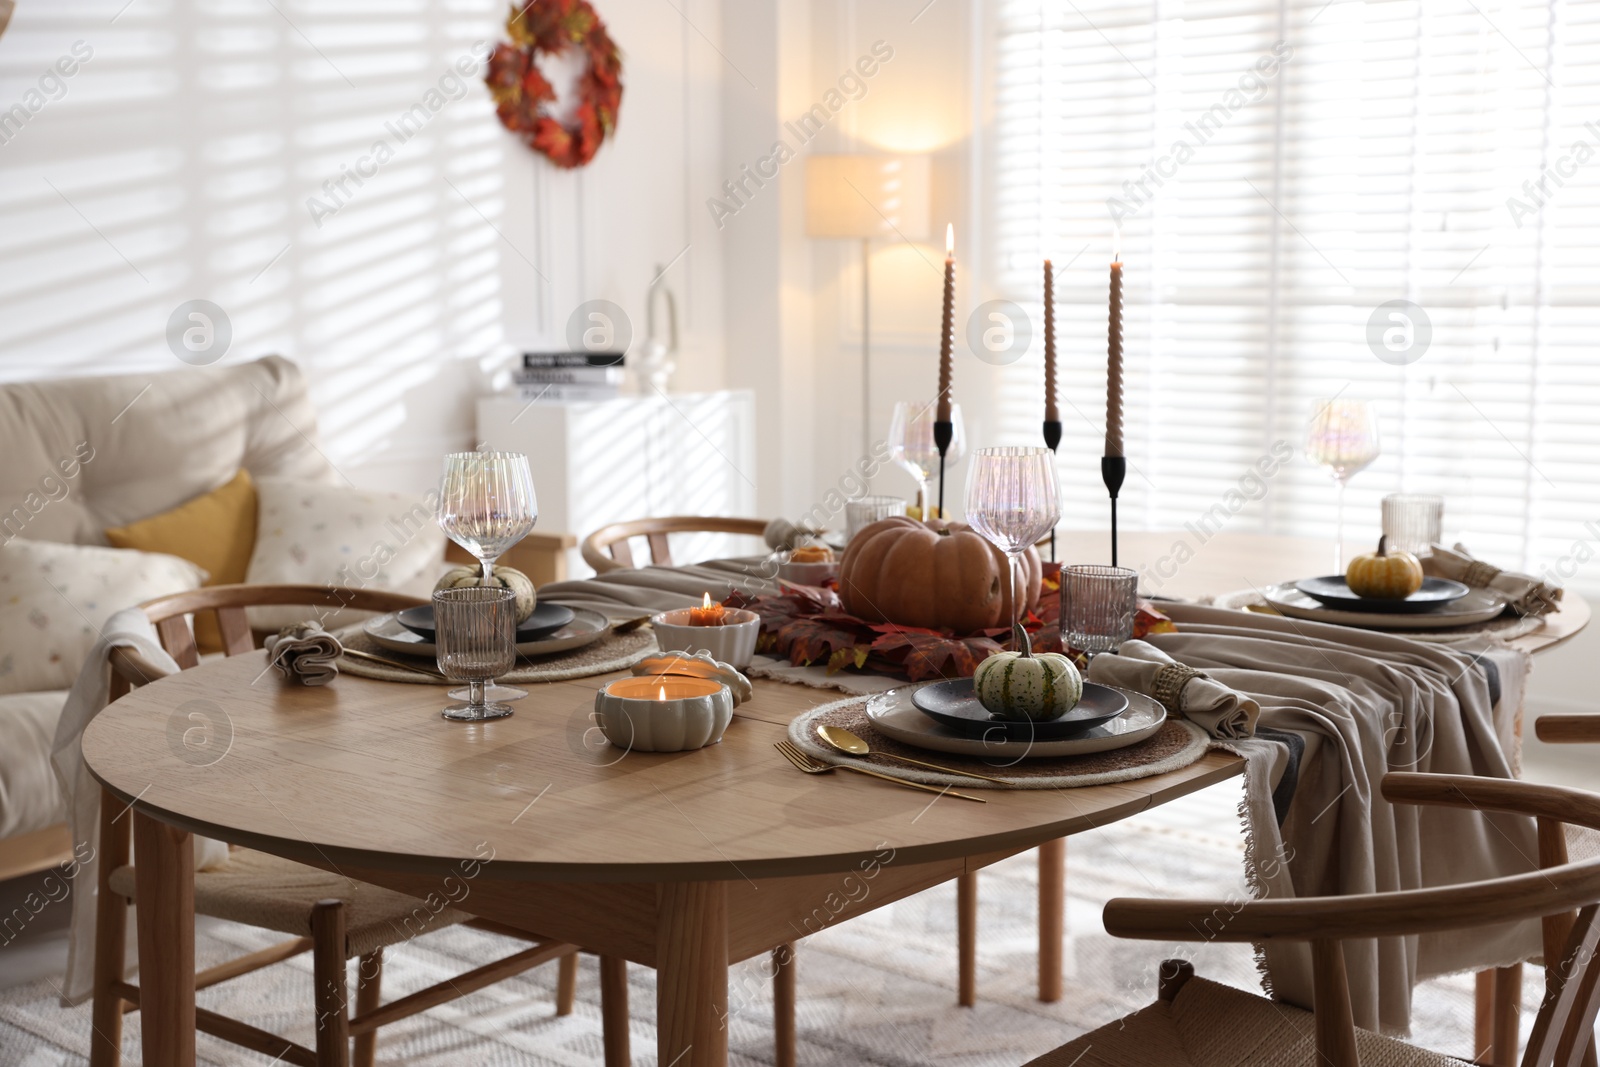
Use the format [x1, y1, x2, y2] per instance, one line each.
[485, 0, 623, 169]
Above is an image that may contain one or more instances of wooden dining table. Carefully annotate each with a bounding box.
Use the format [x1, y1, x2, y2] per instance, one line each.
[80, 531, 1588, 1067]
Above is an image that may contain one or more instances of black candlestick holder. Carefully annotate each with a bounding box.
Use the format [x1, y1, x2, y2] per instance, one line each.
[1043, 419, 1062, 561]
[934, 419, 953, 516]
[1101, 455, 1126, 567]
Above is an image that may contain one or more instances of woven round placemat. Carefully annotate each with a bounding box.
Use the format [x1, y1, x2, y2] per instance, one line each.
[785, 694, 1209, 790]
[333, 624, 657, 684]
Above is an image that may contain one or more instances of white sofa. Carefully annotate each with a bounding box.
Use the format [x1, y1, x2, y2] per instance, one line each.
[0, 356, 338, 878]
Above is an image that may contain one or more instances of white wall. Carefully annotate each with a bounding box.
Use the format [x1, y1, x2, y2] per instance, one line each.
[0, 0, 723, 495]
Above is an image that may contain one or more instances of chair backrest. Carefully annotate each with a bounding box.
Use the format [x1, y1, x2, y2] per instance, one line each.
[1102, 771, 1600, 1067]
[580, 516, 769, 574]
[109, 584, 424, 696]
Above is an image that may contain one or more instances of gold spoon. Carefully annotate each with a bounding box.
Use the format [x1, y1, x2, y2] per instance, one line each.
[815, 725, 1014, 786]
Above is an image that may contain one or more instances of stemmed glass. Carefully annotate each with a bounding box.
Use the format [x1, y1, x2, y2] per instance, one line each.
[889, 400, 966, 518]
[436, 451, 538, 701]
[963, 447, 1061, 645]
[1306, 399, 1381, 570]
[1060, 565, 1140, 661]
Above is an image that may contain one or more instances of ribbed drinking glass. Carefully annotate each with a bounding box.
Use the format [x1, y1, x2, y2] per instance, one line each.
[845, 495, 906, 541]
[1060, 565, 1139, 659]
[434, 587, 517, 721]
[1381, 494, 1443, 558]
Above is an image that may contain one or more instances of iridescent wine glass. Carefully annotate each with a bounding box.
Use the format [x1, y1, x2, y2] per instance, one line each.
[963, 446, 1061, 645]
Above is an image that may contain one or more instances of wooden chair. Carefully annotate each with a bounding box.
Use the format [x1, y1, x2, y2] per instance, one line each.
[1024, 771, 1600, 1067]
[580, 515, 770, 574]
[92, 584, 608, 1067]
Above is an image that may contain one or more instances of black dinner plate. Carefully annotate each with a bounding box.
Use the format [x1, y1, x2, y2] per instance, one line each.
[1292, 575, 1471, 614]
[396, 602, 575, 642]
[911, 678, 1130, 741]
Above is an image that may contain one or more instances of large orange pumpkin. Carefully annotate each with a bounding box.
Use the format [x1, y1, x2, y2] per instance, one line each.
[838, 516, 1043, 633]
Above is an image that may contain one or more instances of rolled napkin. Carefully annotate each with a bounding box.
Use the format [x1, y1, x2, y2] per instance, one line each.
[1423, 542, 1562, 616]
[1087, 639, 1260, 739]
[264, 621, 344, 686]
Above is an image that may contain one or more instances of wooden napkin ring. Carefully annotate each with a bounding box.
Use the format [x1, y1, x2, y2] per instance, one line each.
[1461, 560, 1502, 587]
[1151, 663, 1207, 715]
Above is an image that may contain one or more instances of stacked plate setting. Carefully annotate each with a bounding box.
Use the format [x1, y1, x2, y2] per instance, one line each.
[364, 602, 613, 657]
[1259, 575, 1504, 630]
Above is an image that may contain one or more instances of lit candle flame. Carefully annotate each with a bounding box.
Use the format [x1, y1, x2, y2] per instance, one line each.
[945, 223, 954, 257]
[702, 592, 713, 609]
[658, 684, 667, 701]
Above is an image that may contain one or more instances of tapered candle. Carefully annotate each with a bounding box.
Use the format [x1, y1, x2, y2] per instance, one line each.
[1106, 234, 1124, 458]
[936, 223, 955, 422]
[1043, 259, 1057, 424]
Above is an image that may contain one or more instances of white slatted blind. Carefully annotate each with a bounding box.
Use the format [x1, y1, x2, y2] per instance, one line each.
[989, 0, 1600, 591]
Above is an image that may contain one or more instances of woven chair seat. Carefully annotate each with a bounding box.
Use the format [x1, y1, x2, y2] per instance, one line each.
[110, 849, 467, 959]
[1025, 975, 1469, 1067]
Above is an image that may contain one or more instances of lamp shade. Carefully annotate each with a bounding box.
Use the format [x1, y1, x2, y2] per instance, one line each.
[805, 155, 930, 241]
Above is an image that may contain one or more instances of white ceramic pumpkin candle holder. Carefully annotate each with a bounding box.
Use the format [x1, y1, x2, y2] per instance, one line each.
[592, 652, 750, 752]
[650, 606, 760, 668]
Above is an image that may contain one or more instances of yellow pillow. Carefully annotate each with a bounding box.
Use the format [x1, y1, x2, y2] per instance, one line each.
[105, 469, 258, 652]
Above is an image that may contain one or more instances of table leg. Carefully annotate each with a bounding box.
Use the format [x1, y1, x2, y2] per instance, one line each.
[600, 956, 631, 1067]
[132, 811, 195, 1067]
[657, 881, 728, 1067]
[773, 943, 796, 1067]
[957, 871, 977, 1007]
[1038, 837, 1065, 1002]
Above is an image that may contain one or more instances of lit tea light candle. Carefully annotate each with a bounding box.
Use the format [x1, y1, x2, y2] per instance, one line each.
[688, 592, 726, 626]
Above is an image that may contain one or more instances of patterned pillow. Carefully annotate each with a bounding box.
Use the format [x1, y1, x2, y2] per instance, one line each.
[0, 539, 207, 695]
[244, 478, 446, 630]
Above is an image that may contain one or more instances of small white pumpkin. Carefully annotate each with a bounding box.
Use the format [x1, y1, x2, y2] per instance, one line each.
[972, 627, 1083, 722]
[434, 565, 537, 622]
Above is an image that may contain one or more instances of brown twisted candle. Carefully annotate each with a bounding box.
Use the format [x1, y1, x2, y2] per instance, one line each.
[1043, 259, 1057, 423]
[1106, 257, 1124, 457]
[936, 224, 955, 423]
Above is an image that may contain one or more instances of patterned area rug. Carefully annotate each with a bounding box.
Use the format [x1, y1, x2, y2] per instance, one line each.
[0, 780, 1494, 1065]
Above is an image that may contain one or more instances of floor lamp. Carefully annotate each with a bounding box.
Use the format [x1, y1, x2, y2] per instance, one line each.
[804, 156, 931, 454]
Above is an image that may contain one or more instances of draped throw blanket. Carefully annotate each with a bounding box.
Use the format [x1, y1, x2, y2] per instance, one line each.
[1149, 603, 1537, 1034]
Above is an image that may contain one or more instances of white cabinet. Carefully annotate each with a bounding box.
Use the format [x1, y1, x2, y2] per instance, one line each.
[476, 391, 759, 577]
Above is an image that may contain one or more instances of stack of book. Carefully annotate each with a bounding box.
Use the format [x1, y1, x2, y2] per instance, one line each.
[512, 352, 625, 402]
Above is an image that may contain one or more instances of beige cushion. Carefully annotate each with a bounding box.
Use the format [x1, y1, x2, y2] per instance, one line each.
[0, 539, 206, 694]
[0, 690, 69, 838]
[1026, 974, 1469, 1067]
[109, 849, 467, 959]
[0, 355, 336, 547]
[244, 478, 445, 631]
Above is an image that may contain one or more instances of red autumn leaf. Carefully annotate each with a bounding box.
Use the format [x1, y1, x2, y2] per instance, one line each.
[775, 616, 862, 668]
[868, 627, 1003, 682]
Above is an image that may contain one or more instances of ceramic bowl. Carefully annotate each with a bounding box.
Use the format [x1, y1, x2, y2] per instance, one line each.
[777, 559, 838, 587]
[650, 607, 761, 668]
[593, 676, 734, 752]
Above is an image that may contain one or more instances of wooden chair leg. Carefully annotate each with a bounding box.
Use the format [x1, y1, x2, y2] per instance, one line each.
[556, 950, 578, 1016]
[600, 955, 630, 1067]
[957, 871, 977, 1007]
[131, 812, 194, 1067]
[352, 949, 382, 1067]
[773, 943, 796, 1067]
[90, 788, 132, 1067]
[311, 900, 350, 1067]
[1038, 838, 1065, 1002]
[1493, 963, 1522, 1067]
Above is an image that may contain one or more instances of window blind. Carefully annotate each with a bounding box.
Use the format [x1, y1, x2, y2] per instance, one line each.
[989, 0, 1600, 592]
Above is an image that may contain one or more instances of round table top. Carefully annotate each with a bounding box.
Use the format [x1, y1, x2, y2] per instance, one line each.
[82, 650, 1239, 883]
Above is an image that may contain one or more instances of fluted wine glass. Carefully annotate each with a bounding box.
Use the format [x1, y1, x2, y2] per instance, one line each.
[434, 587, 517, 721]
[436, 451, 537, 701]
[889, 400, 966, 518]
[1306, 399, 1381, 570]
[963, 446, 1061, 645]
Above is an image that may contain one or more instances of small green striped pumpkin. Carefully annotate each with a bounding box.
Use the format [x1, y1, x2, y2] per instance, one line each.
[973, 629, 1083, 721]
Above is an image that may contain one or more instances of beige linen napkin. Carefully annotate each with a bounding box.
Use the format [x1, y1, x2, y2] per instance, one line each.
[264, 621, 343, 685]
[1423, 542, 1562, 616]
[1087, 639, 1260, 739]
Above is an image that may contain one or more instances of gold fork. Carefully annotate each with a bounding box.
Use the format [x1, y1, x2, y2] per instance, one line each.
[773, 740, 986, 803]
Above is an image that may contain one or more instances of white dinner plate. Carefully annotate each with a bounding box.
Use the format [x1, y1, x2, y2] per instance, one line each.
[864, 685, 1166, 759]
[363, 606, 612, 658]
[1257, 582, 1508, 630]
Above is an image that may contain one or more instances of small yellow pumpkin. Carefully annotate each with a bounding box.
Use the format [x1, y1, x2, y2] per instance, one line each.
[434, 565, 538, 621]
[1345, 536, 1424, 600]
[972, 628, 1083, 722]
